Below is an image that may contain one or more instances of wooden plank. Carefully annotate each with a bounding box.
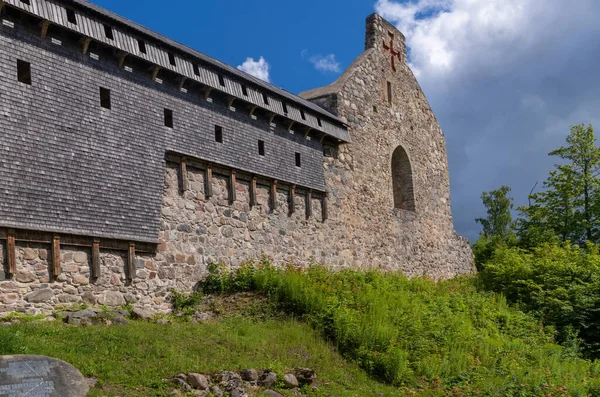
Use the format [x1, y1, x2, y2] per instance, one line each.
[205, 164, 213, 198]
[180, 158, 188, 193]
[52, 235, 61, 277]
[322, 193, 329, 222]
[249, 176, 257, 208]
[40, 20, 51, 40]
[6, 229, 16, 276]
[91, 239, 100, 279]
[229, 170, 237, 203]
[80, 37, 92, 55]
[306, 190, 313, 219]
[270, 181, 278, 213]
[127, 242, 135, 281]
[289, 185, 296, 215]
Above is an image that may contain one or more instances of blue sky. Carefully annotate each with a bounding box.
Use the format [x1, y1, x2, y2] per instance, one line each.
[91, 0, 375, 94]
[90, 0, 600, 243]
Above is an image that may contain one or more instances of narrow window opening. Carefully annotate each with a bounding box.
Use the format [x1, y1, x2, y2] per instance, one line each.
[164, 108, 173, 128]
[295, 153, 301, 167]
[262, 93, 269, 105]
[99, 87, 111, 109]
[20, 0, 30, 5]
[215, 125, 223, 143]
[258, 140, 265, 156]
[300, 109, 306, 120]
[17, 60, 31, 85]
[218, 75, 225, 87]
[193, 64, 200, 76]
[104, 24, 114, 40]
[317, 117, 322, 127]
[66, 8, 77, 24]
[241, 85, 248, 96]
[282, 102, 288, 114]
[387, 81, 393, 104]
[168, 52, 176, 66]
[138, 39, 147, 54]
[373, 105, 378, 113]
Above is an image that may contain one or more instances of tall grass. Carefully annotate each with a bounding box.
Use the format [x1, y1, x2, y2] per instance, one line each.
[203, 263, 600, 396]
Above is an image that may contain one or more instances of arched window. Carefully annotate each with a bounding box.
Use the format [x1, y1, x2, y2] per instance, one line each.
[391, 145, 416, 211]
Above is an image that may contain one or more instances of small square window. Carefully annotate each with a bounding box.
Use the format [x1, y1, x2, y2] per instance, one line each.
[215, 125, 223, 143]
[104, 24, 114, 40]
[262, 93, 269, 105]
[193, 64, 200, 76]
[164, 108, 173, 128]
[241, 85, 248, 96]
[282, 102, 288, 114]
[218, 75, 225, 87]
[168, 52, 176, 66]
[295, 153, 301, 167]
[138, 39, 147, 54]
[100, 87, 111, 109]
[66, 8, 77, 24]
[17, 60, 31, 85]
[258, 140, 265, 156]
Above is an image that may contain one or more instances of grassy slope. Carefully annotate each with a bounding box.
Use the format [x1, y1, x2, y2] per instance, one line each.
[0, 318, 399, 397]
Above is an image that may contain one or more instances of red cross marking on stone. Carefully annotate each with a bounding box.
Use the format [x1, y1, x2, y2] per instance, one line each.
[382, 32, 401, 72]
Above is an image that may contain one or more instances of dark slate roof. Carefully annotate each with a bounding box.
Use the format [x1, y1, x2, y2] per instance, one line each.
[68, 0, 347, 129]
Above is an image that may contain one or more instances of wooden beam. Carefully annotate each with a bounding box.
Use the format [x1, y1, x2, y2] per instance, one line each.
[80, 37, 92, 55]
[319, 134, 326, 144]
[229, 170, 237, 203]
[40, 20, 51, 40]
[52, 235, 61, 277]
[151, 65, 161, 81]
[227, 96, 236, 108]
[268, 113, 276, 125]
[249, 106, 258, 117]
[117, 51, 128, 69]
[306, 190, 313, 219]
[178, 76, 187, 91]
[287, 121, 295, 132]
[249, 176, 257, 208]
[270, 180, 278, 213]
[204, 87, 213, 100]
[180, 158, 188, 193]
[322, 193, 329, 222]
[289, 185, 296, 215]
[304, 128, 313, 138]
[6, 229, 15, 276]
[205, 164, 213, 198]
[91, 239, 101, 279]
[127, 242, 135, 281]
[0, 1, 5, 15]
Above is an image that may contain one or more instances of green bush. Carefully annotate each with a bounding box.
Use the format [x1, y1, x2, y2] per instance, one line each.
[204, 263, 600, 395]
[480, 242, 600, 357]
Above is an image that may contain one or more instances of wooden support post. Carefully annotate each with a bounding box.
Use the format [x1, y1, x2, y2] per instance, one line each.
[249, 176, 257, 208]
[270, 181, 278, 213]
[40, 20, 51, 40]
[80, 37, 92, 55]
[287, 121, 295, 132]
[268, 113, 276, 125]
[204, 164, 213, 199]
[0, 1, 5, 15]
[6, 229, 15, 276]
[227, 96, 236, 108]
[178, 76, 187, 91]
[289, 185, 296, 215]
[180, 158, 188, 193]
[52, 235, 61, 277]
[319, 134, 326, 144]
[204, 87, 213, 100]
[117, 51, 128, 69]
[229, 170, 237, 203]
[127, 242, 135, 281]
[249, 106, 257, 118]
[151, 65, 161, 81]
[306, 190, 313, 219]
[322, 193, 329, 222]
[304, 128, 313, 138]
[91, 239, 101, 279]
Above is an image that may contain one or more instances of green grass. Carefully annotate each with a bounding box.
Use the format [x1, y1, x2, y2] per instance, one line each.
[0, 317, 399, 397]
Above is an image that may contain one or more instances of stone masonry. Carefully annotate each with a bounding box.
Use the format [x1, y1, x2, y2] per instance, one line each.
[0, 4, 473, 315]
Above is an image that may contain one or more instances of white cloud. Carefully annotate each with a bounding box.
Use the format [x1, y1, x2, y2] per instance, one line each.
[309, 54, 341, 73]
[237, 56, 270, 82]
[373, 0, 600, 241]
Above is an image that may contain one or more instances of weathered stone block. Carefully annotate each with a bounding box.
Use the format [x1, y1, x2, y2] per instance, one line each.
[24, 288, 55, 303]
